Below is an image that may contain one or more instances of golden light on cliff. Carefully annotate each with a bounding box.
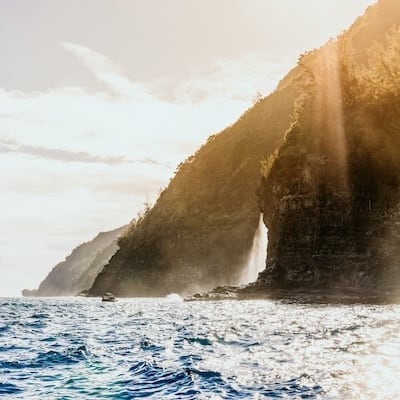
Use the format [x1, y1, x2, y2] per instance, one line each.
[301, 40, 351, 198]
[326, 45, 348, 185]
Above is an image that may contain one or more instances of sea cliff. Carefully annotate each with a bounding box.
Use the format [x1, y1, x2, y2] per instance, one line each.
[89, 85, 298, 296]
[23, 226, 125, 297]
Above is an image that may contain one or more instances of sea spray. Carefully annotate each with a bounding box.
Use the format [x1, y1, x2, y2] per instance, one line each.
[165, 293, 183, 302]
[241, 214, 268, 284]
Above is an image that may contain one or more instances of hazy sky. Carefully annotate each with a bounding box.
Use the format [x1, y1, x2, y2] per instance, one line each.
[1, 0, 375, 296]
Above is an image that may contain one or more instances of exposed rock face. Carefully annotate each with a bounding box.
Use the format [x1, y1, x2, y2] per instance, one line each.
[256, 193, 400, 296]
[252, 0, 400, 299]
[23, 226, 125, 297]
[89, 86, 298, 297]
[246, 193, 400, 302]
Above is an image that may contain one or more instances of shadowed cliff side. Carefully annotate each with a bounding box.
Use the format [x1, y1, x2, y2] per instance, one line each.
[253, 1, 400, 300]
[22, 226, 126, 297]
[89, 86, 298, 297]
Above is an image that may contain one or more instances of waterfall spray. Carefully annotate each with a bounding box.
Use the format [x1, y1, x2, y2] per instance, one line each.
[241, 214, 268, 284]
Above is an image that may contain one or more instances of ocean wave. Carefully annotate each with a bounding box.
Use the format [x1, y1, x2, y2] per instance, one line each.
[0, 298, 399, 399]
[0, 325, 10, 334]
[0, 382, 22, 395]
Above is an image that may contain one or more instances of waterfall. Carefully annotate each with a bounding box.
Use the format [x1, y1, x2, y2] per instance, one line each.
[241, 214, 268, 284]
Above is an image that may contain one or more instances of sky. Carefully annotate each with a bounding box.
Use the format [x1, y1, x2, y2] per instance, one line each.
[0, 0, 376, 296]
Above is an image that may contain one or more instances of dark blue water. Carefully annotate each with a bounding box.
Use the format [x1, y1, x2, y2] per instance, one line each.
[1, 297, 400, 399]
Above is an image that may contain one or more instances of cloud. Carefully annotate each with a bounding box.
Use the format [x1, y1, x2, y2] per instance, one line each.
[60, 41, 295, 106]
[0, 136, 172, 168]
[0, 137, 125, 165]
[148, 53, 296, 104]
[60, 41, 150, 99]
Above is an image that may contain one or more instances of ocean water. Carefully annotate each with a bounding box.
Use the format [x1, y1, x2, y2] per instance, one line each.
[1, 297, 400, 399]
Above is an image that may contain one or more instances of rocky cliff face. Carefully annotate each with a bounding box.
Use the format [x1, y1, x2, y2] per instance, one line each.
[253, 0, 400, 299]
[256, 191, 400, 297]
[23, 226, 125, 297]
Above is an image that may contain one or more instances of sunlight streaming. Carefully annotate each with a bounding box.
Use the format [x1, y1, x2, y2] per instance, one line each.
[315, 42, 350, 197]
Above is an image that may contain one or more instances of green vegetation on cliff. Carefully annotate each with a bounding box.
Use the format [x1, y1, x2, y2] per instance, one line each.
[256, 0, 400, 296]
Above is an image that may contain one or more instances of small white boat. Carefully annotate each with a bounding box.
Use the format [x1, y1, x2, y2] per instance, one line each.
[102, 292, 117, 302]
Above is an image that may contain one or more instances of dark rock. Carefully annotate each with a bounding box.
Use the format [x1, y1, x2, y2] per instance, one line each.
[251, 0, 400, 301]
